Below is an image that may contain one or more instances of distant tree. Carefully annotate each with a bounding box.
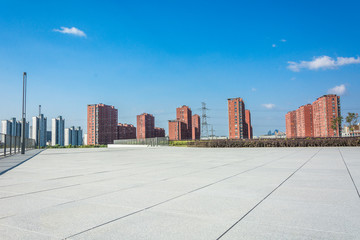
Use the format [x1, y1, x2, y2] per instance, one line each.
[345, 113, 359, 136]
[331, 116, 343, 137]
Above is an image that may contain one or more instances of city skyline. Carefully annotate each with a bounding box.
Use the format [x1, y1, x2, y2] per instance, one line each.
[1, 1, 360, 136]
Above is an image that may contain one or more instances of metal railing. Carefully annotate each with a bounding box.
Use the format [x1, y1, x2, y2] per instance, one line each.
[113, 137, 169, 146]
[0, 133, 36, 157]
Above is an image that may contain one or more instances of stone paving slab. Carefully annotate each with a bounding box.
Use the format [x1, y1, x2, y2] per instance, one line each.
[0, 149, 43, 176]
[0, 147, 359, 239]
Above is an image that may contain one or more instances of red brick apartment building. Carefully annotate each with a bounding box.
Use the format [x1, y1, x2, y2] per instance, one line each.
[87, 104, 118, 145]
[285, 111, 297, 138]
[168, 105, 200, 140]
[117, 123, 136, 139]
[312, 94, 341, 137]
[176, 105, 192, 139]
[296, 104, 313, 137]
[245, 110, 253, 139]
[285, 94, 341, 138]
[154, 127, 165, 137]
[228, 98, 252, 139]
[137, 113, 155, 139]
[168, 120, 187, 140]
[192, 114, 201, 140]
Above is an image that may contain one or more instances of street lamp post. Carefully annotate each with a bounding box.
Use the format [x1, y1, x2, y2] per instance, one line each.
[21, 72, 27, 154]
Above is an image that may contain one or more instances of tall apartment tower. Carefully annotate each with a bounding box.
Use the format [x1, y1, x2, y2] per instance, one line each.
[285, 110, 297, 138]
[65, 126, 83, 146]
[192, 114, 201, 140]
[17, 120, 29, 138]
[296, 104, 313, 137]
[168, 120, 187, 140]
[51, 116, 65, 146]
[1, 118, 29, 138]
[312, 94, 341, 137]
[228, 98, 248, 139]
[245, 110, 253, 139]
[10, 118, 16, 136]
[32, 114, 47, 147]
[1, 120, 12, 136]
[176, 106, 192, 139]
[87, 104, 118, 145]
[285, 94, 341, 138]
[137, 113, 155, 139]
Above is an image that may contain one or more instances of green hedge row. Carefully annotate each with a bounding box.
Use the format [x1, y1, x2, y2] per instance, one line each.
[187, 137, 360, 148]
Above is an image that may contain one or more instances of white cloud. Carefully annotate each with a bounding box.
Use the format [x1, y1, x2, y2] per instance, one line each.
[251, 88, 257, 92]
[262, 103, 276, 109]
[272, 44, 276, 48]
[291, 77, 296, 81]
[280, 39, 287, 42]
[328, 84, 346, 96]
[287, 56, 360, 72]
[53, 27, 86, 37]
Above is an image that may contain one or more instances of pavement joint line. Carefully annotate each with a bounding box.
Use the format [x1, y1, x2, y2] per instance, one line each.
[0, 159, 189, 188]
[216, 148, 322, 240]
[0, 150, 45, 176]
[338, 149, 360, 199]
[1, 152, 271, 220]
[0, 149, 274, 199]
[18, 149, 291, 217]
[64, 148, 305, 239]
[0, 163, 202, 202]
[0, 183, 83, 200]
[55, 154, 264, 206]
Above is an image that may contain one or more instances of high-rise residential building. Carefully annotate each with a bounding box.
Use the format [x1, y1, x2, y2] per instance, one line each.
[296, 104, 313, 137]
[312, 94, 341, 137]
[285, 111, 297, 138]
[51, 116, 65, 146]
[46, 131, 52, 144]
[65, 126, 83, 146]
[117, 123, 136, 139]
[176, 105, 192, 139]
[10, 118, 16, 137]
[228, 98, 248, 139]
[245, 110, 253, 139]
[1, 120, 12, 136]
[64, 128, 71, 146]
[154, 127, 165, 138]
[192, 114, 201, 140]
[1, 118, 29, 138]
[168, 120, 187, 140]
[168, 105, 197, 141]
[32, 114, 47, 147]
[83, 133, 88, 145]
[137, 113, 155, 139]
[1, 120, 11, 143]
[87, 104, 118, 145]
[285, 94, 341, 138]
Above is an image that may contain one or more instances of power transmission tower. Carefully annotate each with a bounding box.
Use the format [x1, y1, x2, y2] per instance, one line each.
[201, 102, 209, 138]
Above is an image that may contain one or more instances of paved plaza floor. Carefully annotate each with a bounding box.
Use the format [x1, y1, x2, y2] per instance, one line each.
[0, 147, 359, 239]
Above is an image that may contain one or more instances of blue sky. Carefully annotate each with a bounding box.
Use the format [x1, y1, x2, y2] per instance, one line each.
[1, 0, 360, 136]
